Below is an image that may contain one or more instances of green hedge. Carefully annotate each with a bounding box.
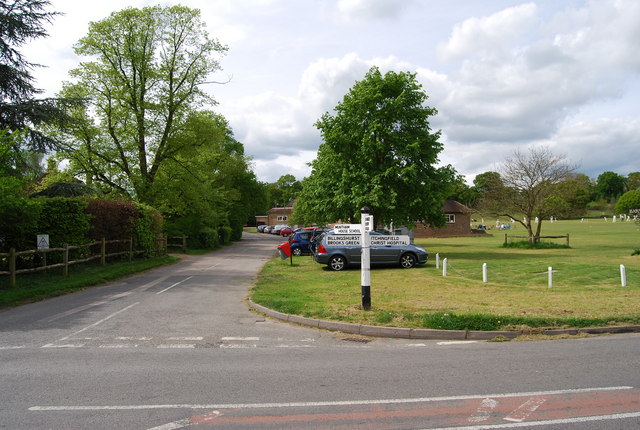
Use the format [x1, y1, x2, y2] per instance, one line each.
[1, 195, 163, 256]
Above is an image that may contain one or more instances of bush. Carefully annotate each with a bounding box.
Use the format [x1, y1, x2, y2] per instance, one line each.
[192, 228, 219, 249]
[218, 226, 233, 245]
[0, 178, 41, 250]
[36, 197, 91, 248]
[133, 203, 163, 255]
[85, 199, 138, 241]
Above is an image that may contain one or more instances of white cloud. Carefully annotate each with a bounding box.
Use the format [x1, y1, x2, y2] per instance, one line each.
[337, 0, 415, 21]
[20, 0, 640, 184]
[437, 3, 537, 63]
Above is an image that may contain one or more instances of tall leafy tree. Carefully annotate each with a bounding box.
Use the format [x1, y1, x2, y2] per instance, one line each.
[61, 5, 227, 202]
[149, 111, 262, 240]
[626, 172, 640, 191]
[596, 171, 625, 201]
[0, 0, 73, 156]
[267, 174, 302, 208]
[295, 66, 455, 227]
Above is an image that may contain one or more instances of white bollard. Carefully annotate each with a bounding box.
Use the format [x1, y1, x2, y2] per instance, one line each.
[436, 253, 440, 269]
[443, 258, 448, 277]
[548, 266, 553, 289]
[621, 264, 627, 287]
[482, 263, 487, 283]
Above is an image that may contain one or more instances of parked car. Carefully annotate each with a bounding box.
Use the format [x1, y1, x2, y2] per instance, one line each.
[257, 225, 267, 232]
[286, 231, 315, 256]
[280, 226, 294, 237]
[313, 231, 428, 271]
[263, 225, 274, 234]
[271, 224, 288, 235]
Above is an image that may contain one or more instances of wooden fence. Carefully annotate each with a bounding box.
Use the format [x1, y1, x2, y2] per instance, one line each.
[0, 236, 172, 287]
[504, 233, 570, 247]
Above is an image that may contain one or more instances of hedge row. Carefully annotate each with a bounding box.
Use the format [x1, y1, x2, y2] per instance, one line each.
[0, 196, 163, 254]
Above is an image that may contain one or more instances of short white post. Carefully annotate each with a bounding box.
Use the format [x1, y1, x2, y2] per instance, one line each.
[443, 258, 448, 277]
[620, 264, 627, 287]
[436, 253, 440, 269]
[548, 266, 553, 289]
[482, 263, 488, 283]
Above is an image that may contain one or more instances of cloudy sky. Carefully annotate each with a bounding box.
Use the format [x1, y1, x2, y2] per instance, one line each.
[24, 0, 640, 183]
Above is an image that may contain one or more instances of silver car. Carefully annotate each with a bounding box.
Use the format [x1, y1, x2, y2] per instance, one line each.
[312, 231, 428, 271]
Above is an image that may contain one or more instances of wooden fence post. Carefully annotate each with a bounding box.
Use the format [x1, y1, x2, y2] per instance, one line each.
[566, 233, 570, 247]
[101, 237, 106, 266]
[63, 244, 69, 276]
[9, 248, 16, 287]
[129, 237, 133, 262]
[504, 233, 508, 246]
[182, 235, 187, 252]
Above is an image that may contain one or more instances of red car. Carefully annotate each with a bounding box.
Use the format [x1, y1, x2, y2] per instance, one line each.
[279, 226, 294, 237]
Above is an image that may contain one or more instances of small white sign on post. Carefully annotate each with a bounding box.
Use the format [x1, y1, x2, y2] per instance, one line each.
[333, 224, 362, 234]
[37, 234, 49, 250]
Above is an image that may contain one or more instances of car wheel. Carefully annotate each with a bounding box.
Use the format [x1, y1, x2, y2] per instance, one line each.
[400, 253, 416, 268]
[292, 247, 302, 256]
[328, 255, 346, 271]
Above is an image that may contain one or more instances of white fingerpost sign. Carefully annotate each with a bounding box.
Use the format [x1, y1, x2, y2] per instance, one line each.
[333, 224, 362, 234]
[360, 207, 372, 310]
[37, 234, 49, 250]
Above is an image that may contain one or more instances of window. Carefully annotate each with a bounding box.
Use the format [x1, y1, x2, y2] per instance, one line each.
[445, 214, 455, 223]
[277, 215, 288, 221]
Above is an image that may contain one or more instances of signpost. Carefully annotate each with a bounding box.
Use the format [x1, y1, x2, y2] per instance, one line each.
[361, 207, 372, 310]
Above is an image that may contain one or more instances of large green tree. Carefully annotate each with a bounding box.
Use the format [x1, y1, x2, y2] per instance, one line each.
[294, 67, 455, 227]
[0, 0, 71, 156]
[596, 171, 625, 201]
[148, 111, 262, 240]
[60, 5, 227, 202]
[267, 174, 302, 208]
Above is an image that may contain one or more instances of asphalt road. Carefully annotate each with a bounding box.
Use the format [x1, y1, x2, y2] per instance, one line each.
[1, 232, 639, 429]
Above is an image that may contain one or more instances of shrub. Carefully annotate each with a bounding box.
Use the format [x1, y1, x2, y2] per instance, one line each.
[218, 226, 233, 245]
[85, 199, 138, 241]
[0, 178, 41, 250]
[193, 228, 219, 249]
[133, 203, 163, 255]
[36, 197, 90, 248]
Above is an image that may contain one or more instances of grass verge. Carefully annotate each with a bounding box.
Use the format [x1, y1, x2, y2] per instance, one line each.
[0, 255, 179, 309]
[251, 219, 640, 331]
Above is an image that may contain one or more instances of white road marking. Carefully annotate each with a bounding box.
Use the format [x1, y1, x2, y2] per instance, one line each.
[116, 336, 152, 341]
[28, 386, 633, 411]
[219, 344, 257, 349]
[504, 397, 546, 422]
[221, 337, 259, 341]
[425, 412, 640, 429]
[145, 418, 191, 430]
[99, 344, 136, 349]
[406, 343, 427, 347]
[156, 276, 193, 294]
[41, 344, 84, 348]
[157, 344, 195, 349]
[58, 302, 140, 342]
[167, 337, 203, 341]
[0, 345, 26, 350]
[437, 341, 478, 345]
[468, 398, 498, 423]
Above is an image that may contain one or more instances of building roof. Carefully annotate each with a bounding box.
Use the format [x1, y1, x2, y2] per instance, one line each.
[443, 200, 473, 214]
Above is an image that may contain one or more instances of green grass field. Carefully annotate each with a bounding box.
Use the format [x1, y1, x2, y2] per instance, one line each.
[251, 218, 640, 331]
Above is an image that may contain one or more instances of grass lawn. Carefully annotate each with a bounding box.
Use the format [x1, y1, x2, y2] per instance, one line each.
[251, 218, 640, 331]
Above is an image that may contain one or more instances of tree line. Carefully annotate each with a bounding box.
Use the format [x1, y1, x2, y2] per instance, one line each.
[2, 1, 637, 252]
[1, 1, 266, 250]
